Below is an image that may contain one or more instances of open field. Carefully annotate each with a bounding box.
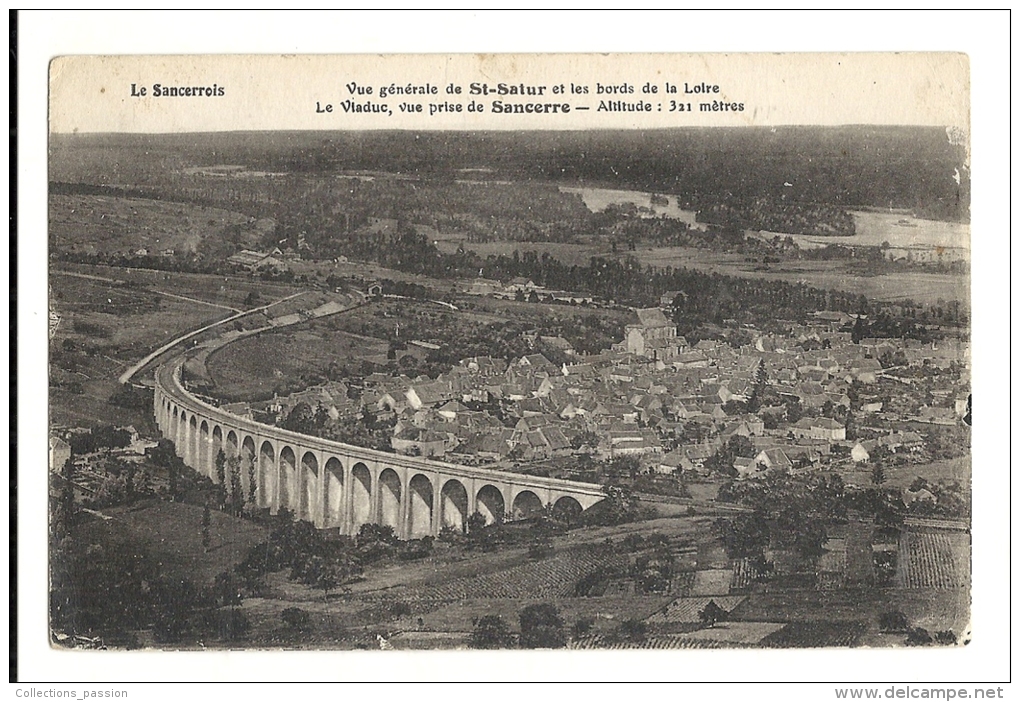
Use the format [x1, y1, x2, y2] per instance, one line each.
[206, 327, 389, 400]
[455, 293, 633, 326]
[392, 595, 671, 635]
[729, 586, 968, 645]
[54, 262, 306, 310]
[51, 271, 231, 353]
[49, 264, 319, 426]
[387, 546, 623, 602]
[50, 193, 252, 255]
[91, 500, 268, 586]
[840, 456, 970, 491]
[49, 384, 152, 431]
[437, 237, 968, 306]
[49, 270, 231, 428]
[221, 515, 719, 647]
[626, 246, 966, 307]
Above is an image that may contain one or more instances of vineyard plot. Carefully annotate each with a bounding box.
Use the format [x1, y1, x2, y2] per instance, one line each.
[406, 547, 622, 601]
[897, 531, 969, 589]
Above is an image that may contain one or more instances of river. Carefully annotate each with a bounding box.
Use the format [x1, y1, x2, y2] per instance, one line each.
[560, 186, 969, 260]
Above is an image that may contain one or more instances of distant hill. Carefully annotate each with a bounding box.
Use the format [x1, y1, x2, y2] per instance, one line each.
[50, 126, 969, 222]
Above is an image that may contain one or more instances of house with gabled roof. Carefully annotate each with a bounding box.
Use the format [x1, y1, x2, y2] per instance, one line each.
[658, 450, 695, 475]
[754, 447, 793, 472]
[518, 353, 553, 369]
[392, 426, 448, 457]
[405, 380, 456, 411]
[791, 417, 846, 442]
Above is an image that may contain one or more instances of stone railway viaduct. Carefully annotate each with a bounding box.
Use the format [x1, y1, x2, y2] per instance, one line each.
[154, 362, 605, 539]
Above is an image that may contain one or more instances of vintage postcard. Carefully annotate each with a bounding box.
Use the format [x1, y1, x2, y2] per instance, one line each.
[46, 52, 971, 654]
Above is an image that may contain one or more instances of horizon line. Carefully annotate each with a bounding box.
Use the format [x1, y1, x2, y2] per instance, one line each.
[49, 123, 963, 137]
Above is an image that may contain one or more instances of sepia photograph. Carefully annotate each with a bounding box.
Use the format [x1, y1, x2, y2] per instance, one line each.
[16, 10, 1011, 688]
[44, 51, 973, 654]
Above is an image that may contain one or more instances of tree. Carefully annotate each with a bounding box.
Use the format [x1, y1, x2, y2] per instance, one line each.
[168, 460, 179, 500]
[282, 402, 316, 435]
[705, 434, 755, 477]
[148, 439, 183, 501]
[583, 483, 641, 527]
[215, 449, 227, 488]
[314, 561, 341, 601]
[572, 618, 595, 638]
[149, 576, 207, 644]
[213, 570, 245, 608]
[124, 465, 137, 504]
[109, 384, 151, 410]
[727, 434, 756, 459]
[281, 607, 311, 631]
[604, 455, 641, 482]
[92, 425, 133, 454]
[570, 430, 601, 452]
[851, 315, 866, 344]
[357, 523, 397, 546]
[871, 464, 887, 486]
[878, 611, 909, 633]
[748, 359, 768, 411]
[528, 536, 554, 560]
[217, 609, 251, 642]
[792, 515, 829, 561]
[466, 511, 488, 535]
[519, 604, 566, 649]
[716, 512, 770, 560]
[229, 457, 244, 515]
[201, 503, 212, 553]
[390, 601, 412, 618]
[471, 615, 514, 649]
[247, 460, 258, 505]
[700, 600, 728, 627]
[619, 618, 647, 642]
[784, 396, 803, 424]
[905, 627, 933, 646]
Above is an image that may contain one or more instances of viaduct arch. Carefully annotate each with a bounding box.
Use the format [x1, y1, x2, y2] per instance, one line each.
[154, 362, 604, 538]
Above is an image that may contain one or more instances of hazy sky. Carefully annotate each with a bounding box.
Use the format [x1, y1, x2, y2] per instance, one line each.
[49, 53, 970, 134]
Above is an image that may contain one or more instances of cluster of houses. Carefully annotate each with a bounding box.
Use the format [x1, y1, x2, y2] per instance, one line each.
[227, 303, 969, 487]
[48, 426, 161, 501]
[226, 248, 289, 272]
[463, 277, 594, 305]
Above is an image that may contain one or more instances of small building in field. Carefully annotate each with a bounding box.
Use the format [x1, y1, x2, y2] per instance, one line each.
[49, 436, 71, 473]
[850, 442, 871, 463]
[227, 249, 286, 272]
